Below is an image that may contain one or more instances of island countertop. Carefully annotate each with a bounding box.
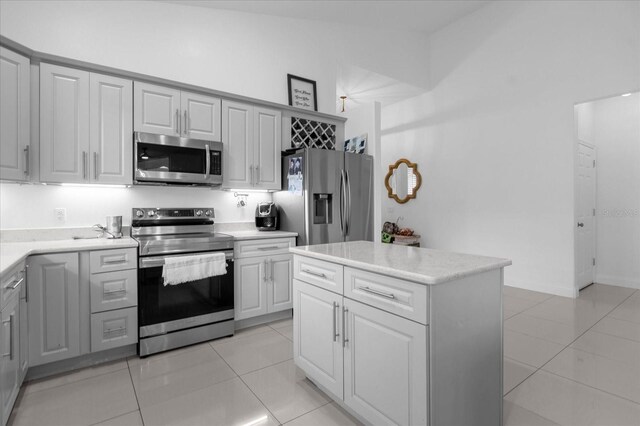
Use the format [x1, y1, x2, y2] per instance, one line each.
[290, 241, 511, 285]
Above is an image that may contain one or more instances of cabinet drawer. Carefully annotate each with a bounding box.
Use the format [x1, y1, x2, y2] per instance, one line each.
[90, 248, 136, 273]
[344, 267, 428, 324]
[91, 307, 137, 352]
[234, 238, 295, 258]
[90, 269, 137, 313]
[1, 261, 25, 309]
[294, 256, 344, 294]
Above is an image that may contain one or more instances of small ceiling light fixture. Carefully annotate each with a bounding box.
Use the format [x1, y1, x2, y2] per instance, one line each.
[621, 93, 632, 97]
[339, 95, 347, 113]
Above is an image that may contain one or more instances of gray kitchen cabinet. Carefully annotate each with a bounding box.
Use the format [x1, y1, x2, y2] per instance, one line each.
[222, 100, 281, 190]
[40, 64, 133, 184]
[40, 63, 90, 183]
[0, 291, 20, 426]
[0, 47, 30, 182]
[267, 254, 293, 312]
[27, 253, 81, 367]
[18, 280, 27, 383]
[134, 82, 221, 141]
[90, 73, 133, 185]
[90, 307, 137, 352]
[234, 257, 268, 320]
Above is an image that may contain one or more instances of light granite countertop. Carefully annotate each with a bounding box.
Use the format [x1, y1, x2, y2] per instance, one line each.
[290, 241, 512, 285]
[224, 230, 298, 240]
[0, 238, 138, 276]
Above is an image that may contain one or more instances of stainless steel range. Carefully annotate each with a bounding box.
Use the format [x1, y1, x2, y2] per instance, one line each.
[131, 207, 235, 356]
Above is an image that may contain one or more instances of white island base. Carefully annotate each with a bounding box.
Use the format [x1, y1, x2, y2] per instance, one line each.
[290, 241, 511, 426]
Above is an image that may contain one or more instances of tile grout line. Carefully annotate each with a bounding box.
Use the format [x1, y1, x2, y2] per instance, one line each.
[124, 360, 144, 426]
[503, 289, 638, 400]
[279, 401, 334, 425]
[89, 409, 141, 426]
[19, 363, 129, 397]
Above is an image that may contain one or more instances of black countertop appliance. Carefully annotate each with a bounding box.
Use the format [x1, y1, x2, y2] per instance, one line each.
[255, 202, 278, 231]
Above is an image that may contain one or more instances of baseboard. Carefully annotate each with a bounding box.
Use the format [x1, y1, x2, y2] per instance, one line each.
[505, 281, 577, 298]
[596, 274, 640, 290]
[234, 309, 292, 330]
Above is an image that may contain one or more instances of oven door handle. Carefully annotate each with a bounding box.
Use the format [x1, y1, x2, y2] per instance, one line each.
[139, 250, 234, 269]
[205, 144, 210, 179]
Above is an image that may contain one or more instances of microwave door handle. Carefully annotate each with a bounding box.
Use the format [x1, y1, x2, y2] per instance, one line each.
[205, 144, 210, 179]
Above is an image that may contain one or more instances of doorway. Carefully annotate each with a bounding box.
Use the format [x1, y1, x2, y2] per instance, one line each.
[575, 141, 596, 290]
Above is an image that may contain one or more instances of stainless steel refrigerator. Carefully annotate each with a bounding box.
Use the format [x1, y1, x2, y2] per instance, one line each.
[273, 148, 373, 246]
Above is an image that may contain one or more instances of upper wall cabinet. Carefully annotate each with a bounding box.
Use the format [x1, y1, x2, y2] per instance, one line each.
[222, 100, 281, 190]
[40, 63, 133, 184]
[0, 47, 30, 181]
[134, 82, 221, 141]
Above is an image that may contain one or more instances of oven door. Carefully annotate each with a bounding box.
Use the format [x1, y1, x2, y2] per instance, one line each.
[134, 132, 223, 185]
[138, 251, 234, 338]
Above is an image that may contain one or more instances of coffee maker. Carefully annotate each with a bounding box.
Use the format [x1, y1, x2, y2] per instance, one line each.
[255, 202, 278, 231]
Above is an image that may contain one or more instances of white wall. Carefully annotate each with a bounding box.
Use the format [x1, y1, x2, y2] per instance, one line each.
[0, 183, 271, 229]
[381, 1, 640, 296]
[590, 93, 640, 288]
[0, 0, 429, 115]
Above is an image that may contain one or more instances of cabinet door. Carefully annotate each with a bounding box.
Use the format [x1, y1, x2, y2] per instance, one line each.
[234, 257, 267, 320]
[181, 92, 221, 141]
[1, 293, 20, 426]
[343, 298, 427, 426]
[267, 254, 292, 313]
[222, 100, 253, 189]
[293, 279, 343, 399]
[133, 82, 181, 136]
[0, 47, 30, 181]
[40, 63, 90, 183]
[27, 253, 81, 367]
[19, 291, 28, 382]
[253, 107, 281, 190]
[90, 73, 133, 184]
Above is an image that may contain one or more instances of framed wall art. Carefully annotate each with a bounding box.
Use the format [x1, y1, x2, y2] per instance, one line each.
[287, 74, 318, 111]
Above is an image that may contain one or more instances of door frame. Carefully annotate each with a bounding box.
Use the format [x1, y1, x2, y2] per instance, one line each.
[573, 138, 597, 294]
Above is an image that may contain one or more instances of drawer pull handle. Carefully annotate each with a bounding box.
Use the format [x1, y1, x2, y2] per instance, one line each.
[104, 327, 127, 336]
[257, 246, 280, 251]
[302, 269, 326, 279]
[103, 258, 126, 264]
[358, 286, 396, 299]
[103, 288, 127, 295]
[4, 277, 24, 290]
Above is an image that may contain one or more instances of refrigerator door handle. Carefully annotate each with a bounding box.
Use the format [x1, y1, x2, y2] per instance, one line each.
[339, 169, 346, 236]
[345, 169, 351, 237]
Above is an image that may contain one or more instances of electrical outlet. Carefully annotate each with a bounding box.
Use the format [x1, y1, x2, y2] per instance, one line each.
[54, 208, 66, 222]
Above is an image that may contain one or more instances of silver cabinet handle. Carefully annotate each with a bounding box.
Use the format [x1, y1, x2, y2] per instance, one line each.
[24, 145, 30, 176]
[358, 286, 396, 299]
[83, 151, 88, 180]
[103, 288, 127, 295]
[257, 246, 280, 251]
[269, 259, 273, 281]
[103, 326, 126, 336]
[103, 258, 126, 264]
[333, 302, 340, 342]
[184, 110, 189, 135]
[577, 222, 584, 228]
[175, 109, 180, 134]
[2, 315, 13, 359]
[342, 306, 348, 347]
[250, 165, 254, 186]
[5, 276, 24, 291]
[301, 269, 326, 279]
[93, 152, 99, 180]
[263, 260, 268, 281]
[205, 144, 211, 179]
[255, 165, 260, 185]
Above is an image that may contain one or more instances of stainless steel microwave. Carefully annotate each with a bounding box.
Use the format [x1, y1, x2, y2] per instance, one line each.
[134, 132, 223, 186]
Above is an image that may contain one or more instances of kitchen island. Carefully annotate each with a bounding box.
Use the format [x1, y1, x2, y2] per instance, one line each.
[290, 241, 511, 426]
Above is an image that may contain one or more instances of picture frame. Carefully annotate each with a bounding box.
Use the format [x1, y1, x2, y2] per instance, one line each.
[287, 74, 318, 111]
[343, 133, 368, 154]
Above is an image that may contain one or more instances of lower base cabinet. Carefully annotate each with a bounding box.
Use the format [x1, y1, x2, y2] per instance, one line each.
[90, 307, 137, 352]
[294, 279, 428, 425]
[1, 292, 20, 426]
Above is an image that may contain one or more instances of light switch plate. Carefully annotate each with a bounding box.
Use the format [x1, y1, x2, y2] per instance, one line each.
[54, 208, 66, 222]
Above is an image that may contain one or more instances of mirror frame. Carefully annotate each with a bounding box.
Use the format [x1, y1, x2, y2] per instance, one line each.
[384, 158, 423, 204]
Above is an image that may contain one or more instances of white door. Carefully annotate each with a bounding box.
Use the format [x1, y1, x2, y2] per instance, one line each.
[343, 298, 427, 426]
[293, 279, 343, 399]
[40, 63, 90, 183]
[181, 92, 221, 141]
[133, 82, 181, 136]
[576, 142, 597, 290]
[234, 257, 268, 320]
[0, 47, 30, 181]
[267, 254, 292, 313]
[89, 73, 133, 184]
[254, 107, 281, 190]
[222, 100, 254, 189]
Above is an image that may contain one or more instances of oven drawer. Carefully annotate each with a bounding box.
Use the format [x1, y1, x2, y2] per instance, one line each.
[90, 269, 137, 313]
[294, 256, 344, 295]
[234, 238, 295, 258]
[344, 267, 428, 324]
[91, 307, 138, 352]
[90, 248, 137, 273]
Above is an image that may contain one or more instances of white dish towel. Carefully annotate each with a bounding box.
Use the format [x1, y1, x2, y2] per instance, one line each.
[162, 252, 227, 286]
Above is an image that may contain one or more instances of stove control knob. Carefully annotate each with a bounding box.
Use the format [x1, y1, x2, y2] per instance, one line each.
[195, 210, 203, 217]
[205, 210, 212, 216]
[147, 210, 156, 217]
[135, 209, 145, 218]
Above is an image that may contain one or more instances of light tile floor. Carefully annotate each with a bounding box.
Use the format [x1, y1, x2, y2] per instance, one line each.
[9, 284, 640, 426]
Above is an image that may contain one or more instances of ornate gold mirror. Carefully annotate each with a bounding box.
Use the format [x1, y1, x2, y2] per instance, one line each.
[384, 159, 422, 204]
